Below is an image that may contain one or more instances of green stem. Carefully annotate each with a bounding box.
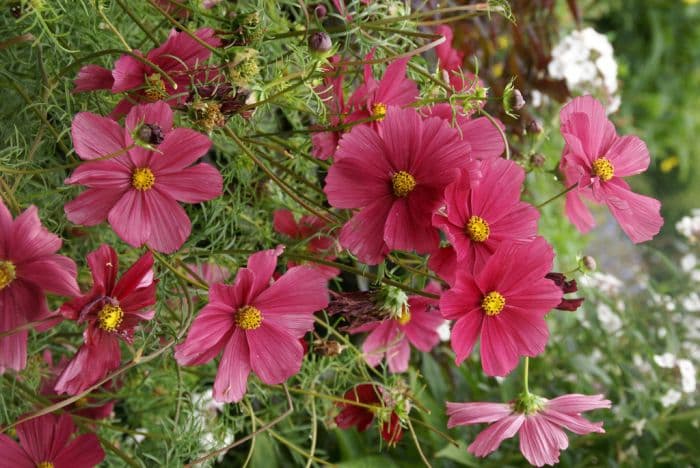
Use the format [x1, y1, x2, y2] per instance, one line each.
[536, 183, 578, 208]
[523, 357, 530, 395]
[114, 0, 160, 46]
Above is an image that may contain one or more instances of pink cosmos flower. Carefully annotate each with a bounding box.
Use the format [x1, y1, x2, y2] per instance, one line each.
[428, 245, 458, 286]
[350, 284, 443, 373]
[273, 209, 339, 279]
[335, 384, 403, 445]
[54, 245, 157, 395]
[74, 28, 220, 117]
[435, 25, 465, 71]
[0, 200, 79, 373]
[446, 393, 611, 466]
[440, 238, 562, 376]
[64, 101, 223, 253]
[0, 413, 105, 468]
[311, 56, 348, 160]
[346, 54, 419, 129]
[559, 95, 663, 243]
[324, 106, 471, 264]
[433, 158, 540, 274]
[175, 246, 329, 403]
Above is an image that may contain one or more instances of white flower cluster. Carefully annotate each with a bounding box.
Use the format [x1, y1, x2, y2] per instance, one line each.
[676, 209, 700, 243]
[192, 390, 235, 462]
[548, 27, 620, 113]
[653, 353, 697, 407]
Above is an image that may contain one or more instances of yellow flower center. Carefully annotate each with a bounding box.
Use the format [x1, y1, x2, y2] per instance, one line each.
[98, 304, 124, 332]
[235, 305, 263, 330]
[193, 101, 226, 133]
[371, 102, 387, 121]
[592, 157, 614, 181]
[132, 167, 155, 191]
[466, 216, 490, 242]
[391, 171, 416, 198]
[397, 306, 411, 326]
[36, 462, 54, 468]
[144, 73, 168, 102]
[481, 291, 505, 316]
[0, 260, 16, 290]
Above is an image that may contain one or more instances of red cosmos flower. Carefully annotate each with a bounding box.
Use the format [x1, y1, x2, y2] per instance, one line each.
[346, 53, 419, 129]
[324, 106, 471, 265]
[175, 246, 329, 403]
[273, 209, 339, 279]
[74, 28, 220, 117]
[0, 413, 105, 468]
[54, 245, 157, 395]
[64, 101, 223, 253]
[335, 384, 403, 445]
[435, 25, 465, 71]
[433, 158, 540, 274]
[446, 394, 611, 467]
[350, 284, 443, 373]
[440, 238, 562, 376]
[559, 96, 663, 243]
[0, 200, 79, 373]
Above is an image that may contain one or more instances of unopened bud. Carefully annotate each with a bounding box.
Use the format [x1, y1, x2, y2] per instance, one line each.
[530, 153, 546, 168]
[527, 119, 543, 134]
[308, 31, 332, 53]
[512, 89, 526, 110]
[313, 4, 327, 18]
[581, 255, 597, 272]
[138, 123, 165, 145]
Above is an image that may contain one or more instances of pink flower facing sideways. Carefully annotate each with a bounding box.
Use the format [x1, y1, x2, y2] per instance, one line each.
[175, 246, 329, 403]
[74, 28, 220, 117]
[351, 284, 443, 373]
[0, 413, 105, 468]
[0, 200, 79, 373]
[446, 393, 611, 467]
[65, 101, 223, 253]
[55, 245, 157, 395]
[559, 95, 663, 243]
[433, 158, 540, 275]
[440, 238, 562, 376]
[324, 106, 471, 265]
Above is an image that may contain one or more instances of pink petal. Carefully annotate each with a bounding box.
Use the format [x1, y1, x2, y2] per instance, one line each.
[468, 414, 525, 457]
[53, 433, 105, 467]
[125, 101, 173, 134]
[403, 308, 442, 352]
[148, 28, 220, 71]
[54, 332, 121, 395]
[66, 159, 132, 189]
[143, 190, 192, 253]
[409, 115, 471, 186]
[112, 251, 155, 299]
[488, 202, 540, 244]
[564, 188, 596, 233]
[311, 130, 339, 160]
[451, 312, 483, 365]
[386, 334, 411, 373]
[446, 401, 513, 427]
[375, 57, 419, 106]
[439, 277, 482, 321]
[541, 409, 605, 435]
[107, 190, 150, 248]
[470, 158, 525, 225]
[149, 128, 212, 173]
[7, 206, 61, 264]
[0, 434, 32, 467]
[71, 112, 126, 161]
[480, 315, 521, 376]
[384, 196, 440, 254]
[428, 246, 457, 286]
[602, 179, 663, 243]
[213, 329, 251, 402]
[16, 254, 79, 297]
[73, 64, 114, 93]
[519, 415, 569, 467]
[546, 394, 612, 413]
[605, 135, 649, 177]
[460, 117, 505, 160]
[252, 266, 328, 337]
[273, 209, 301, 238]
[503, 278, 562, 314]
[111, 52, 147, 93]
[361, 320, 396, 367]
[324, 155, 393, 208]
[339, 199, 393, 265]
[560, 96, 616, 158]
[0, 287, 30, 372]
[493, 306, 550, 357]
[246, 322, 304, 384]
[245, 246, 284, 300]
[87, 245, 119, 295]
[65, 188, 125, 227]
[175, 302, 235, 366]
[155, 163, 222, 203]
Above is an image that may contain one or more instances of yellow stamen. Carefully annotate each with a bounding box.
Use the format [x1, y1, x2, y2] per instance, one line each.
[481, 291, 505, 316]
[235, 305, 263, 330]
[98, 304, 124, 332]
[144, 73, 168, 102]
[371, 102, 387, 121]
[36, 462, 54, 468]
[131, 167, 155, 191]
[466, 216, 490, 242]
[592, 157, 614, 181]
[0, 260, 16, 290]
[391, 171, 416, 197]
[397, 305, 411, 326]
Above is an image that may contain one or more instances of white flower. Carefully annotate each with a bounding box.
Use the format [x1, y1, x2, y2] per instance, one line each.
[676, 209, 700, 242]
[660, 389, 682, 407]
[580, 272, 623, 296]
[682, 292, 700, 312]
[681, 253, 697, 272]
[596, 303, 622, 333]
[677, 359, 697, 393]
[437, 321, 451, 342]
[653, 352, 677, 368]
[630, 418, 646, 436]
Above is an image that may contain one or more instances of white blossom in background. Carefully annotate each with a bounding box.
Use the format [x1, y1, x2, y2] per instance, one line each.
[192, 390, 235, 462]
[677, 359, 697, 393]
[653, 352, 677, 369]
[548, 27, 620, 113]
[580, 272, 623, 296]
[676, 209, 700, 243]
[660, 389, 682, 407]
[596, 303, 622, 333]
[682, 292, 700, 312]
[437, 321, 451, 342]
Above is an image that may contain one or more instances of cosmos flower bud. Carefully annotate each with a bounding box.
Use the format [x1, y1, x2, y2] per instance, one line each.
[308, 31, 332, 53]
[137, 123, 165, 145]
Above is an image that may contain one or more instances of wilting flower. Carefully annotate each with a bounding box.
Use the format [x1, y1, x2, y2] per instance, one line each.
[440, 238, 562, 376]
[335, 384, 404, 445]
[55, 245, 157, 395]
[0, 413, 105, 467]
[64, 101, 223, 253]
[433, 158, 540, 274]
[175, 246, 329, 403]
[0, 200, 79, 373]
[446, 393, 611, 466]
[346, 53, 419, 129]
[545, 272, 585, 311]
[351, 284, 443, 373]
[325, 106, 471, 264]
[273, 209, 339, 278]
[74, 28, 220, 117]
[559, 95, 663, 243]
[435, 25, 465, 71]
